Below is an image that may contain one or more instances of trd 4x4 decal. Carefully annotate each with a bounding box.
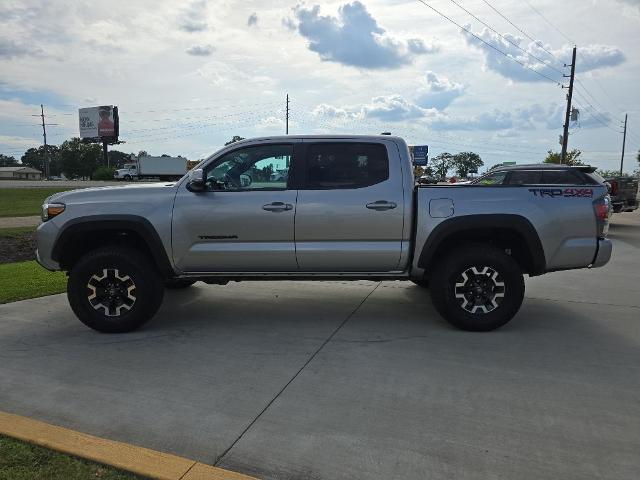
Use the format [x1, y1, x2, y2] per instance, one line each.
[528, 188, 593, 198]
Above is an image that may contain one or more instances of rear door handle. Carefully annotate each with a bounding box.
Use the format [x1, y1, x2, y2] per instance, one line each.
[366, 200, 397, 211]
[262, 202, 293, 212]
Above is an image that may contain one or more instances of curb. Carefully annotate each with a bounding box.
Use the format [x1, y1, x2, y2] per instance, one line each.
[0, 411, 257, 480]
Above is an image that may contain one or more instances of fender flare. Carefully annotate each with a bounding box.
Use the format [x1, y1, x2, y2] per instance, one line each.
[417, 214, 546, 275]
[51, 214, 174, 275]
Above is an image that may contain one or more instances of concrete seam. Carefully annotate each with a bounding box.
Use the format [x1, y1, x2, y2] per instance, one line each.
[177, 461, 198, 480]
[213, 282, 381, 466]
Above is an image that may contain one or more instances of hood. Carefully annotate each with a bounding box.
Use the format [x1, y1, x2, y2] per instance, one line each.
[48, 182, 176, 204]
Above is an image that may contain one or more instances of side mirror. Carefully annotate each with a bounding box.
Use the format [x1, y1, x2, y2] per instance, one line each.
[187, 168, 206, 192]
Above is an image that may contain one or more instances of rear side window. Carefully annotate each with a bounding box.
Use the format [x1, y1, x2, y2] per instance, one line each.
[304, 143, 389, 189]
[505, 170, 542, 185]
[474, 171, 507, 185]
[541, 169, 584, 184]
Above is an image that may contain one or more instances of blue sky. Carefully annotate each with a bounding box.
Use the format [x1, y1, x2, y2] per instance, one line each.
[1, 0, 639, 172]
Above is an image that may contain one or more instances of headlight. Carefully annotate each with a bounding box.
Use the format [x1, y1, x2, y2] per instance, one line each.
[41, 203, 65, 222]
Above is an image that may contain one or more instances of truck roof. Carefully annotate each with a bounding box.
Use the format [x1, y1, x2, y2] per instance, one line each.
[489, 163, 597, 173]
[231, 134, 406, 144]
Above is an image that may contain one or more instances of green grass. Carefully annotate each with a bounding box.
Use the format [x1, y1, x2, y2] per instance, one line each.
[0, 226, 35, 238]
[0, 435, 143, 480]
[0, 188, 72, 217]
[0, 261, 67, 304]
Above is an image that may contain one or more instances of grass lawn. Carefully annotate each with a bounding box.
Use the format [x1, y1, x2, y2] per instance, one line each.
[0, 188, 72, 217]
[0, 435, 143, 480]
[0, 226, 35, 238]
[0, 261, 67, 304]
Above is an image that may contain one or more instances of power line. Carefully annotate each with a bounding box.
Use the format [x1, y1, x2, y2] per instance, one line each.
[447, 0, 564, 75]
[522, 0, 573, 44]
[478, 0, 560, 61]
[414, 0, 562, 85]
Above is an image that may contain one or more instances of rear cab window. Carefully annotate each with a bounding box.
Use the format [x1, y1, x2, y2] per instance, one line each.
[303, 142, 389, 189]
[473, 171, 507, 185]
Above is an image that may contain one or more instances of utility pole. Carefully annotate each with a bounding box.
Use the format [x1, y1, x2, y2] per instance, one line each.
[620, 113, 628, 175]
[285, 94, 289, 135]
[561, 46, 577, 164]
[40, 104, 49, 178]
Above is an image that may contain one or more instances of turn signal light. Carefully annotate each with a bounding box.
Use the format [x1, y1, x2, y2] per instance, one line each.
[41, 203, 66, 222]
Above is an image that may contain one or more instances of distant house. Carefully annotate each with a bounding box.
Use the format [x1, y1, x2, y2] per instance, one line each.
[0, 166, 43, 180]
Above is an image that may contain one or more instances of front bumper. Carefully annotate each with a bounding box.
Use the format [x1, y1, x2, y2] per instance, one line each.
[35, 220, 61, 271]
[591, 238, 612, 268]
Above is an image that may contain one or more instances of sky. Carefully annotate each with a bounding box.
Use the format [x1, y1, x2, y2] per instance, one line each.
[1, 0, 639, 172]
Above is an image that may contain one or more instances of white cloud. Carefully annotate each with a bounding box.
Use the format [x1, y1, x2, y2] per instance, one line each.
[416, 71, 465, 110]
[292, 2, 434, 69]
[179, 0, 209, 32]
[186, 44, 215, 56]
[461, 25, 625, 83]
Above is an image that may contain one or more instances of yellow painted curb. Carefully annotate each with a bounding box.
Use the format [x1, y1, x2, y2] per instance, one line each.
[0, 411, 257, 480]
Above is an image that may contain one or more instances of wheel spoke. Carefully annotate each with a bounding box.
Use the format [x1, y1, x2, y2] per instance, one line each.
[86, 268, 136, 318]
[454, 266, 505, 315]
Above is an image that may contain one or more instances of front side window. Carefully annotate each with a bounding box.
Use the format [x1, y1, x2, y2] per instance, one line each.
[474, 171, 507, 185]
[205, 144, 292, 191]
[304, 143, 389, 189]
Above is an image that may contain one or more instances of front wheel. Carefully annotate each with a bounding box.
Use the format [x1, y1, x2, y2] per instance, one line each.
[67, 247, 164, 333]
[430, 244, 525, 331]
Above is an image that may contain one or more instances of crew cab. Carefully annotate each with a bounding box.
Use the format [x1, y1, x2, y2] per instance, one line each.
[36, 135, 612, 333]
[603, 175, 639, 213]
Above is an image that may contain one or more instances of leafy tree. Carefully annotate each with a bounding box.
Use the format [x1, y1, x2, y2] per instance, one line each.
[0, 154, 18, 166]
[432, 152, 454, 180]
[224, 135, 245, 146]
[597, 169, 623, 178]
[108, 150, 134, 168]
[20, 145, 62, 176]
[452, 151, 483, 178]
[58, 138, 102, 179]
[544, 149, 583, 166]
[92, 166, 116, 180]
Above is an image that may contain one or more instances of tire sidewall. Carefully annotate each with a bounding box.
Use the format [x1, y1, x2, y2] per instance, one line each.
[431, 246, 524, 331]
[68, 249, 163, 333]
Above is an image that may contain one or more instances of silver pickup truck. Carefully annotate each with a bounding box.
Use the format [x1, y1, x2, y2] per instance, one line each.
[36, 135, 612, 333]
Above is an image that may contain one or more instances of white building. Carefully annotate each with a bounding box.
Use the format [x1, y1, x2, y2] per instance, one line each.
[0, 166, 43, 180]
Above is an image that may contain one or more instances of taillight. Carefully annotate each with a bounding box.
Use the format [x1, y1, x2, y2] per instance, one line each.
[609, 180, 618, 196]
[593, 196, 610, 238]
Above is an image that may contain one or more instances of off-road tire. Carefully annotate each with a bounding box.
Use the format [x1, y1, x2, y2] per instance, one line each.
[124, 174, 132, 181]
[165, 279, 196, 289]
[67, 247, 164, 333]
[430, 244, 524, 331]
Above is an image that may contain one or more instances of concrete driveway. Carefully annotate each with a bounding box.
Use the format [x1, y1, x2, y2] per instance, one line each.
[1, 213, 639, 480]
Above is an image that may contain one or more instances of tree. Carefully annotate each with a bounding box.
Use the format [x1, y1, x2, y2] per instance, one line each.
[108, 150, 134, 168]
[544, 149, 583, 166]
[20, 145, 61, 176]
[452, 151, 483, 178]
[0, 154, 18, 166]
[224, 135, 245, 146]
[58, 138, 102, 179]
[596, 169, 622, 179]
[432, 153, 454, 180]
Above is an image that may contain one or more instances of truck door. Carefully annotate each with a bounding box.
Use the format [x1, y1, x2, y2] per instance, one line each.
[295, 141, 405, 271]
[172, 142, 298, 272]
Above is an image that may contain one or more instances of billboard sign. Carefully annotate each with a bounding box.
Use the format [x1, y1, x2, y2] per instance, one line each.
[79, 105, 119, 142]
[410, 145, 428, 166]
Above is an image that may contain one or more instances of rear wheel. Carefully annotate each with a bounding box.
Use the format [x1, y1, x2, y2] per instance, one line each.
[67, 247, 164, 333]
[430, 244, 524, 331]
[124, 174, 132, 181]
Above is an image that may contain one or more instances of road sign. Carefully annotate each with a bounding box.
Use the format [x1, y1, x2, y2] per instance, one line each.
[410, 145, 428, 166]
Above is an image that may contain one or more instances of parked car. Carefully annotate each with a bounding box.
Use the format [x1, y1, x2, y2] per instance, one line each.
[603, 175, 639, 213]
[471, 163, 607, 187]
[36, 136, 611, 333]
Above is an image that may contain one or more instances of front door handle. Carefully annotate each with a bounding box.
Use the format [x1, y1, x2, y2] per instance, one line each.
[366, 200, 397, 211]
[262, 202, 293, 212]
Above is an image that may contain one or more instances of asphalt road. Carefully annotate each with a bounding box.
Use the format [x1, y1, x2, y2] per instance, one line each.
[0, 212, 638, 480]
